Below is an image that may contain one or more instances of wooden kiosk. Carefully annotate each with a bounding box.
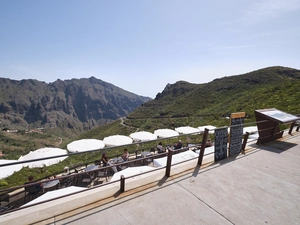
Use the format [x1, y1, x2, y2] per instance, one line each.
[254, 108, 299, 145]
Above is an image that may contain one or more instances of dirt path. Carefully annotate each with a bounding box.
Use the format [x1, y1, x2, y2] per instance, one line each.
[119, 117, 139, 132]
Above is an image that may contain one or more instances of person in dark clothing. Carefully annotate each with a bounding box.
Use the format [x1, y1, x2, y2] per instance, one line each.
[157, 142, 164, 153]
[24, 175, 43, 194]
[173, 140, 183, 150]
[102, 152, 109, 167]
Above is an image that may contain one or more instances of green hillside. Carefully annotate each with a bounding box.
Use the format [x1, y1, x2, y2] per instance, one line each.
[123, 66, 300, 130]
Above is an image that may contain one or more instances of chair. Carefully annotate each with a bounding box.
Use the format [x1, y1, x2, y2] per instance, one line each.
[81, 174, 92, 187]
[0, 192, 9, 205]
[0, 193, 13, 214]
[24, 186, 39, 203]
[157, 147, 164, 154]
[144, 154, 153, 165]
[97, 169, 108, 182]
[72, 174, 80, 186]
[60, 176, 74, 188]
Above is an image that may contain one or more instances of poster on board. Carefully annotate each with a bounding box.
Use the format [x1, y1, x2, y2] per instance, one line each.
[229, 112, 245, 156]
[214, 127, 228, 161]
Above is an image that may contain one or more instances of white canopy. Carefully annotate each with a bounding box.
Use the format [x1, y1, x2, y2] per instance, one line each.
[18, 147, 68, 168]
[110, 166, 155, 182]
[129, 131, 157, 142]
[103, 135, 133, 147]
[195, 146, 215, 155]
[175, 126, 200, 134]
[0, 160, 23, 179]
[198, 125, 216, 134]
[153, 150, 198, 167]
[154, 129, 179, 138]
[67, 139, 105, 153]
[243, 126, 258, 134]
[22, 186, 87, 207]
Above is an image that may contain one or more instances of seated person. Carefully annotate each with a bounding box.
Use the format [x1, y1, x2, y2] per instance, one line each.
[102, 152, 109, 167]
[60, 166, 72, 186]
[102, 152, 118, 172]
[205, 139, 213, 147]
[121, 149, 129, 161]
[24, 175, 43, 194]
[62, 166, 70, 176]
[157, 142, 164, 153]
[173, 140, 183, 150]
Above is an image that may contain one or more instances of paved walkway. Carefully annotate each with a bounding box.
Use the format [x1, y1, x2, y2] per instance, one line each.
[2, 131, 300, 225]
[54, 132, 300, 225]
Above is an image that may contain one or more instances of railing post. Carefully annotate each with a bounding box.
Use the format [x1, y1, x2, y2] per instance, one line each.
[120, 175, 125, 192]
[165, 149, 173, 177]
[241, 132, 249, 154]
[198, 128, 209, 166]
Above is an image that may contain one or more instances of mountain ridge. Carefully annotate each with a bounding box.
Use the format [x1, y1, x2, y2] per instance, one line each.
[120, 66, 300, 132]
[0, 76, 151, 136]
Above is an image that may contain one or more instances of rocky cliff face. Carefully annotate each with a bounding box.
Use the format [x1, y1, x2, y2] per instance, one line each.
[0, 77, 151, 132]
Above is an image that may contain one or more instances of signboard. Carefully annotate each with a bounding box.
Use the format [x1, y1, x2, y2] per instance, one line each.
[255, 108, 298, 124]
[214, 127, 228, 161]
[255, 108, 298, 144]
[229, 112, 245, 155]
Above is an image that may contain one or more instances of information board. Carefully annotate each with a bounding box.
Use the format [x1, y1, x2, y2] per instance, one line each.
[254, 108, 298, 144]
[214, 127, 228, 161]
[229, 116, 244, 155]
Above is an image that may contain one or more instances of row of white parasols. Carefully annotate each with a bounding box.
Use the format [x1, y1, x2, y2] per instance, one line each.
[1, 125, 258, 179]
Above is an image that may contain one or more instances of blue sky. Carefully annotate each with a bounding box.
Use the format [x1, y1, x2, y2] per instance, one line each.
[0, 0, 299, 98]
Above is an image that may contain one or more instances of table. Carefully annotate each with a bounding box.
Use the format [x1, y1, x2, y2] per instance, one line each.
[111, 157, 123, 163]
[153, 150, 198, 167]
[42, 180, 60, 191]
[141, 152, 151, 157]
[108, 162, 118, 173]
[85, 165, 99, 172]
[188, 144, 200, 151]
[195, 146, 215, 155]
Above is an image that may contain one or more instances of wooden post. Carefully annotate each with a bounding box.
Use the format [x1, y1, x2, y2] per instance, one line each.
[120, 175, 125, 192]
[198, 128, 209, 166]
[241, 132, 249, 154]
[165, 149, 173, 177]
[288, 121, 295, 134]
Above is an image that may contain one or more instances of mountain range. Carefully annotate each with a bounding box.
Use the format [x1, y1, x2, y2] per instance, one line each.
[0, 77, 151, 135]
[1, 66, 300, 141]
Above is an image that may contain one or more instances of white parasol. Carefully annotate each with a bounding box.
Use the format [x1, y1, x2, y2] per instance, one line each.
[175, 126, 200, 134]
[67, 139, 105, 153]
[110, 166, 155, 182]
[18, 147, 68, 168]
[129, 131, 157, 142]
[154, 129, 179, 138]
[22, 186, 87, 207]
[198, 125, 216, 134]
[103, 135, 133, 147]
[0, 160, 23, 179]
